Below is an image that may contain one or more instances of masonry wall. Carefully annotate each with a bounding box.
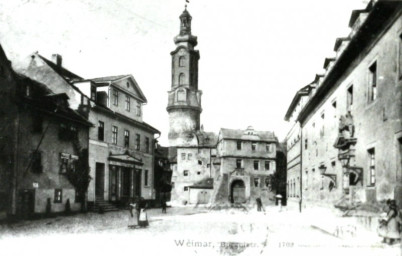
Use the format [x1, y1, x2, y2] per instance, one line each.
[301, 14, 402, 208]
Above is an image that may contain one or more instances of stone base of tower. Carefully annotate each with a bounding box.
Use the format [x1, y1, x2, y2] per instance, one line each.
[168, 108, 200, 147]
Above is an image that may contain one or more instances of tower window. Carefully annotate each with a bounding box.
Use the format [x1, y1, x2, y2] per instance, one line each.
[177, 89, 186, 102]
[179, 73, 185, 86]
[179, 56, 185, 67]
[251, 142, 257, 151]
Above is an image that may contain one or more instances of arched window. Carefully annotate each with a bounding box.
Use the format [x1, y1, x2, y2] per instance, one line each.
[179, 56, 185, 67]
[179, 73, 185, 86]
[177, 89, 186, 102]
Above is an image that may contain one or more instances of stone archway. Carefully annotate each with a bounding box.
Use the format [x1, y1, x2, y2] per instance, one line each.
[230, 180, 246, 204]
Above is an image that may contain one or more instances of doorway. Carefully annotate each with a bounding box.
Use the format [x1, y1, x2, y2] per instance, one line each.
[231, 180, 246, 204]
[95, 163, 105, 198]
[18, 189, 34, 219]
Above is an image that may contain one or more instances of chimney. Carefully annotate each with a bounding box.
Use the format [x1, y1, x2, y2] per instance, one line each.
[51, 54, 62, 67]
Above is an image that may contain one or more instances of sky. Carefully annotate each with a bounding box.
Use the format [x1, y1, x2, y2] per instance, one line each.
[0, 0, 368, 146]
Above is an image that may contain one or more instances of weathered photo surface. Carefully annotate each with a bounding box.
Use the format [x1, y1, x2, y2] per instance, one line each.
[0, 0, 401, 255]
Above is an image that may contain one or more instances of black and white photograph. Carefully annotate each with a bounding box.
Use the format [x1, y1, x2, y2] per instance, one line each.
[0, 0, 401, 255]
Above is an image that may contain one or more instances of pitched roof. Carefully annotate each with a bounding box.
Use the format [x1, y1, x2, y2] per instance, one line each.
[284, 83, 312, 121]
[88, 74, 130, 83]
[88, 74, 147, 103]
[220, 127, 277, 142]
[38, 55, 82, 82]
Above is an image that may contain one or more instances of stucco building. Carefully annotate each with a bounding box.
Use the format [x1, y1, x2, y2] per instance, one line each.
[0, 44, 91, 219]
[284, 83, 312, 210]
[23, 53, 159, 210]
[294, 0, 402, 211]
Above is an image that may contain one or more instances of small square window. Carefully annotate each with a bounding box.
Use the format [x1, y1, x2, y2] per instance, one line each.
[184, 186, 188, 191]
[181, 153, 186, 160]
[183, 170, 189, 176]
[198, 160, 202, 165]
[197, 171, 201, 175]
[187, 153, 192, 160]
[236, 159, 242, 169]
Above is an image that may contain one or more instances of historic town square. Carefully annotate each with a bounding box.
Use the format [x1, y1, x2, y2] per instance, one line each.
[0, 0, 401, 255]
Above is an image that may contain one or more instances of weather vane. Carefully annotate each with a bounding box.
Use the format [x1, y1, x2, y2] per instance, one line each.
[185, 0, 189, 8]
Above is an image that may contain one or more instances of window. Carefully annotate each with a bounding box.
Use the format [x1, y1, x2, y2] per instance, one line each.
[369, 62, 377, 102]
[125, 95, 130, 111]
[177, 89, 186, 102]
[31, 151, 42, 173]
[181, 153, 186, 160]
[237, 141, 242, 150]
[60, 153, 69, 174]
[124, 130, 130, 148]
[179, 56, 185, 67]
[253, 160, 259, 170]
[136, 102, 141, 117]
[198, 160, 202, 165]
[184, 186, 189, 191]
[98, 121, 104, 141]
[265, 177, 271, 188]
[144, 170, 149, 186]
[236, 159, 242, 169]
[266, 143, 272, 152]
[305, 170, 309, 189]
[145, 137, 150, 153]
[251, 142, 257, 151]
[54, 189, 62, 203]
[112, 126, 118, 145]
[183, 170, 189, 176]
[113, 89, 118, 106]
[32, 114, 43, 133]
[187, 153, 192, 160]
[347, 85, 353, 112]
[305, 139, 308, 150]
[254, 178, 260, 187]
[179, 73, 185, 86]
[136, 134, 140, 150]
[197, 171, 201, 175]
[332, 101, 337, 124]
[25, 85, 31, 97]
[368, 148, 375, 186]
[265, 161, 270, 170]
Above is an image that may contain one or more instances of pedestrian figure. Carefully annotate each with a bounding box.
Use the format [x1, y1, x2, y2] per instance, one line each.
[161, 196, 167, 214]
[138, 197, 149, 228]
[256, 198, 264, 212]
[128, 198, 138, 228]
[378, 199, 401, 245]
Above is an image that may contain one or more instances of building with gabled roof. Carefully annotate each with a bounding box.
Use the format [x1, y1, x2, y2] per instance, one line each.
[0, 44, 92, 220]
[21, 52, 160, 210]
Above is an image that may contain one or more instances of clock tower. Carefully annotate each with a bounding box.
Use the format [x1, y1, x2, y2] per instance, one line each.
[167, 8, 202, 147]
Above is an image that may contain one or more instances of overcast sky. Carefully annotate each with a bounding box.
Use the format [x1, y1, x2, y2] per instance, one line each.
[0, 0, 367, 146]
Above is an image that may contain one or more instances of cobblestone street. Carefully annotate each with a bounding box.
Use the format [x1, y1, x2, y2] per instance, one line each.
[0, 206, 400, 256]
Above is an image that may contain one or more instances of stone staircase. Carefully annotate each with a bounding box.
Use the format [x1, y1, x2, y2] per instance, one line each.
[94, 196, 119, 212]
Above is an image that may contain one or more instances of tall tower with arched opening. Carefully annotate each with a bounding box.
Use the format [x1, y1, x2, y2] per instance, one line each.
[167, 7, 202, 147]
